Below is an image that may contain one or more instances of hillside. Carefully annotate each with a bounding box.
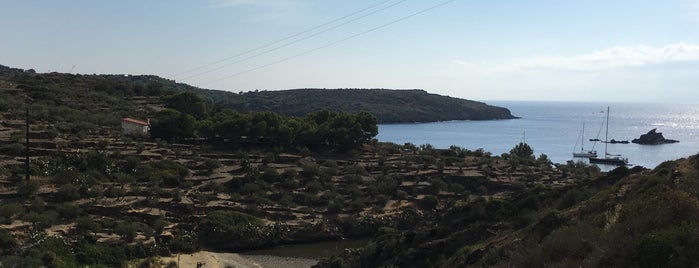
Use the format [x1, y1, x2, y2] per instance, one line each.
[316, 156, 699, 267]
[2, 65, 696, 267]
[196, 88, 518, 123]
[0, 66, 575, 266]
[0, 65, 516, 124]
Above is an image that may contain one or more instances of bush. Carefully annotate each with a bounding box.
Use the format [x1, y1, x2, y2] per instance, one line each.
[115, 221, 140, 242]
[202, 159, 221, 175]
[197, 210, 266, 250]
[261, 167, 280, 182]
[420, 195, 439, 210]
[56, 202, 82, 219]
[56, 184, 81, 201]
[30, 197, 45, 212]
[23, 211, 59, 228]
[201, 181, 225, 193]
[76, 216, 101, 233]
[17, 179, 40, 198]
[3, 143, 25, 156]
[559, 189, 582, 209]
[0, 203, 25, 223]
[138, 160, 189, 187]
[0, 228, 17, 251]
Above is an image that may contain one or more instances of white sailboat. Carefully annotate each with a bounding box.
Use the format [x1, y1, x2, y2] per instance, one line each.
[589, 107, 628, 166]
[573, 123, 597, 158]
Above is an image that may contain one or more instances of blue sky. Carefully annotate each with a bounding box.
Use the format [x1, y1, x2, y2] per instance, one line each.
[2, 0, 699, 103]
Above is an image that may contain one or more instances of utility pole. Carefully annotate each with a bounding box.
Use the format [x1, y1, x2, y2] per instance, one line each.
[25, 106, 30, 181]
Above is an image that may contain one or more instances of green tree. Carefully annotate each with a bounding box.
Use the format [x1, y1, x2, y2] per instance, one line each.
[165, 92, 208, 119]
[510, 142, 535, 161]
[150, 109, 196, 141]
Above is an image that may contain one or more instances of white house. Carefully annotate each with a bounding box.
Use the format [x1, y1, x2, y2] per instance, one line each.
[121, 118, 150, 135]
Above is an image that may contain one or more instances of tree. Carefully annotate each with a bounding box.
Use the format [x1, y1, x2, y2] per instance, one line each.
[356, 111, 379, 141]
[150, 109, 196, 141]
[165, 92, 208, 119]
[510, 142, 535, 161]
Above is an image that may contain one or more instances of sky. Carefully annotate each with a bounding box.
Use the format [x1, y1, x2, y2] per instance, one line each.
[2, 0, 699, 103]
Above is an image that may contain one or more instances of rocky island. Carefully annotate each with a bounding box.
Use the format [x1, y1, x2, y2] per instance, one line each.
[632, 128, 679, 145]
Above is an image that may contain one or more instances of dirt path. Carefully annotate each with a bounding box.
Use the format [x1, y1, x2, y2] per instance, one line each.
[159, 251, 317, 268]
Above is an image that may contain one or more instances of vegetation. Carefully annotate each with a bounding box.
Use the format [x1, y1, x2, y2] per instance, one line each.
[2, 65, 698, 267]
[151, 102, 378, 151]
[315, 155, 699, 267]
[196, 88, 517, 123]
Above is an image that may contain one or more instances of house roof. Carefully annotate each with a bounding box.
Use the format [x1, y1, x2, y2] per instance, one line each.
[122, 118, 149, 126]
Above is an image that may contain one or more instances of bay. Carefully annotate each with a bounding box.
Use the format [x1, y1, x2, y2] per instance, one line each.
[377, 101, 699, 170]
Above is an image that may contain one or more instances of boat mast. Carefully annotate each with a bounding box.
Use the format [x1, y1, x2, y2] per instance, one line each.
[604, 106, 609, 157]
[581, 123, 585, 152]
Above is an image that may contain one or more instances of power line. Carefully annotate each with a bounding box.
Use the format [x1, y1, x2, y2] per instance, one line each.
[178, 0, 407, 81]
[201, 0, 459, 86]
[171, 0, 406, 79]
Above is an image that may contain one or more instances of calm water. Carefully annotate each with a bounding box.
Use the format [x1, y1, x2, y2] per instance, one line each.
[377, 101, 699, 170]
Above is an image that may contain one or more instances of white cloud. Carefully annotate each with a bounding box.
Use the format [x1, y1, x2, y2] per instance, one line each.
[452, 43, 699, 73]
[444, 43, 699, 103]
[512, 43, 699, 71]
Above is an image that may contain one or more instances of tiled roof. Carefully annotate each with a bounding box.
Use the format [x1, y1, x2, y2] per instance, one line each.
[122, 118, 149, 126]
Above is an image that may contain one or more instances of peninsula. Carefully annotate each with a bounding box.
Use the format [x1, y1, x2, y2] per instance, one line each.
[192, 88, 518, 124]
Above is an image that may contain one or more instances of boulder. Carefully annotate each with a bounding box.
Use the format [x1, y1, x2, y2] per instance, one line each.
[632, 128, 679, 145]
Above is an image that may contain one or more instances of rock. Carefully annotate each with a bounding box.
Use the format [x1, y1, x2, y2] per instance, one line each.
[632, 128, 679, 145]
[608, 139, 629, 144]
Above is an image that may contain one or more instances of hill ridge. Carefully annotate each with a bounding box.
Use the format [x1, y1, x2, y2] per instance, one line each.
[0, 64, 516, 123]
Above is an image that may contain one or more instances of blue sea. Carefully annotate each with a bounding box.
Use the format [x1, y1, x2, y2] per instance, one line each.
[377, 101, 699, 170]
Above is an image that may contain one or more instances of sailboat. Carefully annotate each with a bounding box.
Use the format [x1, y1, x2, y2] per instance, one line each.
[589, 107, 628, 166]
[573, 123, 597, 158]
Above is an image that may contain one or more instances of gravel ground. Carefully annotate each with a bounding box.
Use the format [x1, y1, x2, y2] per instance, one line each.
[159, 251, 317, 268]
[241, 254, 318, 268]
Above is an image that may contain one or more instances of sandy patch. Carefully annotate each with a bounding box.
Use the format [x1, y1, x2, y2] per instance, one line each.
[159, 251, 317, 268]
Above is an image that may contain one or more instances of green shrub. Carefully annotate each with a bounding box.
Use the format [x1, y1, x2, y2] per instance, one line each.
[75, 216, 101, 233]
[197, 210, 265, 250]
[30, 196, 45, 212]
[0, 203, 25, 224]
[17, 179, 40, 198]
[56, 184, 81, 201]
[115, 221, 140, 242]
[56, 202, 82, 219]
[23, 211, 59, 228]
[0, 228, 17, 251]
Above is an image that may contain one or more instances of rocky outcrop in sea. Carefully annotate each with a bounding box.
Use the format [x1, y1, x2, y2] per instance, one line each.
[632, 128, 679, 145]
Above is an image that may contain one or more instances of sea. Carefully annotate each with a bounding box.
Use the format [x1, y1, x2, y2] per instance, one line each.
[377, 101, 699, 170]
